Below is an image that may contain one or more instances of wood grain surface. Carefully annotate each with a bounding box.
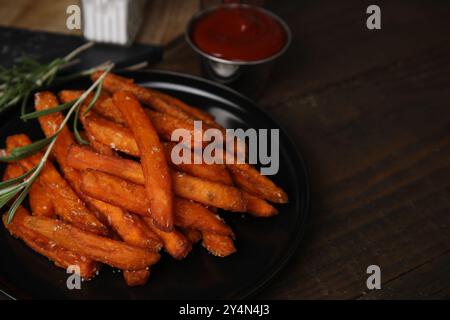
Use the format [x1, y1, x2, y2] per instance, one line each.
[1, 0, 449, 299]
[0, 0, 199, 45]
[158, 0, 450, 299]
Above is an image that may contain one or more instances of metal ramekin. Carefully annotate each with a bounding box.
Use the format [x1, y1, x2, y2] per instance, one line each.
[185, 4, 292, 86]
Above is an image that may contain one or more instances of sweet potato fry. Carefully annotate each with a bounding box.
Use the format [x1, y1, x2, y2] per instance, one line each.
[28, 181, 55, 218]
[202, 232, 236, 257]
[65, 100, 286, 204]
[92, 72, 215, 125]
[3, 155, 54, 216]
[33, 99, 161, 251]
[113, 91, 173, 231]
[81, 131, 117, 156]
[163, 142, 233, 185]
[6, 134, 107, 235]
[228, 163, 288, 204]
[2, 163, 25, 204]
[243, 192, 279, 217]
[2, 162, 25, 181]
[174, 198, 233, 236]
[68, 144, 143, 184]
[83, 113, 140, 156]
[172, 172, 246, 212]
[21, 213, 160, 270]
[58, 89, 285, 204]
[86, 198, 162, 251]
[60, 91, 211, 148]
[68, 145, 245, 211]
[181, 228, 202, 244]
[123, 269, 150, 286]
[34, 92, 74, 170]
[143, 217, 191, 260]
[80, 170, 234, 235]
[3, 207, 100, 279]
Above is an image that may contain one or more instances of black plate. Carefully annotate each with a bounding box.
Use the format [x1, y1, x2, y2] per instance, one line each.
[0, 70, 310, 299]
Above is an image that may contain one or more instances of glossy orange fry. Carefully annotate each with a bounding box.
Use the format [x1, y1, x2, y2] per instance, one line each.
[142, 217, 192, 260]
[34, 92, 74, 170]
[228, 163, 288, 204]
[75, 153, 246, 212]
[3, 147, 54, 217]
[60, 90, 211, 148]
[2, 162, 25, 181]
[2, 163, 26, 205]
[83, 113, 140, 156]
[80, 170, 234, 234]
[67, 144, 143, 184]
[181, 228, 202, 244]
[174, 198, 233, 236]
[67, 143, 232, 187]
[92, 72, 216, 125]
[59, 91, 286, 204]
[82, 131, 117, 156]
[86, 198, 162, 251]
[6, 134, 107, 235]
[163, 142, 233, 185]
[67, 98, 285, 204]
[28, 181, 55, 218]
[34, 99, 161, 251]
[113, 91, 173, 231]
[201, 232, 236, 257]
[172, 172, 246, 212]
[123, 269, 150, 286]
[21, 213, 160, 270]
[243, 192, 279, 217]
[3, 207, 101, 279]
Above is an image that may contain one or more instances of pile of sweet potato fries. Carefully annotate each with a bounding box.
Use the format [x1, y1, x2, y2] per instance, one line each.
[1, 72, 288, 286]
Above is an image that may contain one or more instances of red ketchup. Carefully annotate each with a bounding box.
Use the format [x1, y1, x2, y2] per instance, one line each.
[191, 6, 288, 62]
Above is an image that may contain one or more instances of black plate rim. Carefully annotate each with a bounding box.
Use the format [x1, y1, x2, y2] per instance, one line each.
[0, 69, 311, 300]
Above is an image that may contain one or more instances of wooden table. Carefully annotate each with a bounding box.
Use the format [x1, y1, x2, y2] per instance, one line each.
[159, 0, 450, 299]
[2, 0, 450, 299]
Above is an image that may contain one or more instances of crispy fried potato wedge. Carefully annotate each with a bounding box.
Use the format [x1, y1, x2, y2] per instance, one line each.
[21, 213, 160, 270]
[113, 91, 173, 231]
[3, 207, 101, 279]
[202, 232, 236, 257]
[6, 134, 107, 235]
[123, 269, 150, 286]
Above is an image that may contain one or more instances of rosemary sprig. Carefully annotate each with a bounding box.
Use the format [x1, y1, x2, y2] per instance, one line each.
[0, 42, 94, 115]
[0, 63, 114, 223]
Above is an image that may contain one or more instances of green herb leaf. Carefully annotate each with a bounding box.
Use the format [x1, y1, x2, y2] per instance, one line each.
[6, 184, 31, 224]
[20, 100, 75, 120]
[83, 81, 103, 116]
[0, 135, 55, 162]
[0, 187, 22, 212]
[0, 166, 37, 189]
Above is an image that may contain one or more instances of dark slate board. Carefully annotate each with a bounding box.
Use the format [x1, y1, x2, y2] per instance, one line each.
[0, 26, 163, 70]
